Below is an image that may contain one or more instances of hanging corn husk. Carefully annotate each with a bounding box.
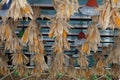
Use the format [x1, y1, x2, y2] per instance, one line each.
[81, 42, 90, 55]
[12, 50, 29, 65]
[48, 17, 72, 53]
[111, 0, 120, 8]
[0, 52, 9, 75]
[81, 23, 101, 54]
[86, 23, 101, 45]
[0, 19, 21, 52]
[32, 53, 48, 77]
[98, 1, 112, 29]
[21, 7, 44, 54]
[111, 9, 120, 29]
[98, 0, 120, 29]
[48, 0, 79, 79]
[12, 50, 29, 76]
[7, 0, 33, 20]
[52, 0, 79, 20]
[0, 22, 12, 41]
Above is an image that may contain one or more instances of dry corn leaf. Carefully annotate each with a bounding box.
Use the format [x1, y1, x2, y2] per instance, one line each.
[21, 7, 44, 54]
[81, 23, 101, 54]
[99, 0, 120, 29]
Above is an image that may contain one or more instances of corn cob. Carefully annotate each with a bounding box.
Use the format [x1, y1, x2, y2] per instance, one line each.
[81, 42, 90, 55]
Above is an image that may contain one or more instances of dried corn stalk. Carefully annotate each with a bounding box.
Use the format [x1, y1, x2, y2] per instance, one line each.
[21, 7, 44, 54]
[7, 0, 33, 20]
[0, 52, 9, 75]
[21, 7, 47, 77]
[81, 23, 101, 54]
[48, 0, 79, 79]
[99, 0, 120, 29]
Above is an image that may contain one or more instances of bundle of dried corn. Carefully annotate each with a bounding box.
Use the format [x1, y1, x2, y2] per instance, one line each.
[21, 7, 44, 54]
[111, 64, 120, 78]
[48, 17, 73, 53]
[98, 0, 120, 29]
[81, 23, 101, 54]
[6, 0, 33, 20]
[0, 52, 9, 75]
[0, 19, 21, 52]
[111, 0, 120, 8]
[21, 7, 47, 77]
[32, 53, 48, 77]
[52, 0, 79, 20]
[76, 45, 91, 79]
[12, 50, 29, 76]
[0, 22, 12, 41]
[111, 9, 120, 29]
[48, 0, 79, 79]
